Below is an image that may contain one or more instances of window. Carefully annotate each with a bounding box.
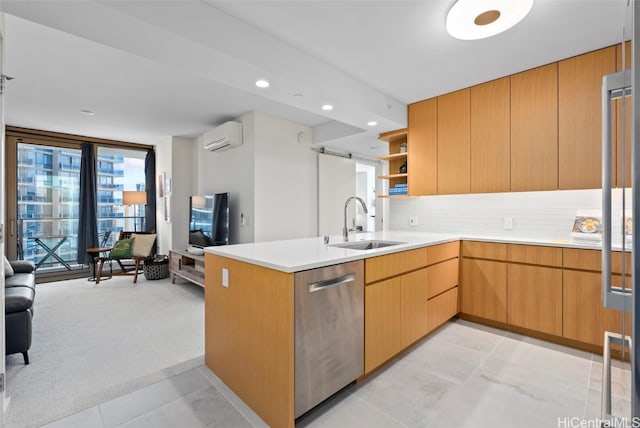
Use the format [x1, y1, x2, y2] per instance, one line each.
[6, 130, 151, 278]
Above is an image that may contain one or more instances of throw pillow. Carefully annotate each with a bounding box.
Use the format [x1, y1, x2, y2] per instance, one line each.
[189, 229, 209, 247]
[132, 233, 156, 257]
[3, 255, 14, 277]
[110, 238, 134, 258]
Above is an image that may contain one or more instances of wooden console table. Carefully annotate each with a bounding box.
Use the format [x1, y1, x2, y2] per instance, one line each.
[169, 249, 205, 288]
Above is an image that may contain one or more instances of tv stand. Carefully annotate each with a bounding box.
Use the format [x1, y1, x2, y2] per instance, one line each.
[169, 249, 205, 288]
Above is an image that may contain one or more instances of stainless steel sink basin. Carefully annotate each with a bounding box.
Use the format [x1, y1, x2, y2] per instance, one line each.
[330, 240, 406, 251]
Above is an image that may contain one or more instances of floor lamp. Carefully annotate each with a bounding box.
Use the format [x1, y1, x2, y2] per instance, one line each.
[123, 191, 147, 232]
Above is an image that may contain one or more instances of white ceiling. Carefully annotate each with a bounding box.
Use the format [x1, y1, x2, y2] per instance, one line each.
[0, 0, 629, 159]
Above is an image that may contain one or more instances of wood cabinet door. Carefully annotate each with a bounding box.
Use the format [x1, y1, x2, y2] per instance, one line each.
[461, 258, 507, 322]
[510, 63, 558, 191]
[507, 264, 562, 336]
[408, 98, 438, 195]
[559, 47, 616, 190]
[563, 270, 627, 346]
[437, 88, 470, 194]
[365, 278, 401, 373]
[400, 268, 429, 349]
[470, 77, 510, 193]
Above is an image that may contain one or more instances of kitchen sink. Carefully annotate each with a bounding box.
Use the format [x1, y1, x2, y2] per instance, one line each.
[330, 240, 406, 251]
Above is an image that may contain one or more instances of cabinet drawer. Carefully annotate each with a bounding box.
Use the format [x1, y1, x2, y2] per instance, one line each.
[563, 248, 600, 271]
[427, 287, 459, 332]
[427, 258, 459, 299]
[365, 247, 428, 284]
[461, 241, 507, 260]
[612, 251, 632, 275]
[427, 241, 459, 264]
[507, 244, 562, 267]
[563, 248, 632, 275]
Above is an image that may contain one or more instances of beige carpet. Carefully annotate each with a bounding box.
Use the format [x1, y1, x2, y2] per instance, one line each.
[4, 275, 205, 428]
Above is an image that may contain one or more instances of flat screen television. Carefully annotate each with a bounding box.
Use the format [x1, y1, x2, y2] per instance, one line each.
[188, 193, 230, 247]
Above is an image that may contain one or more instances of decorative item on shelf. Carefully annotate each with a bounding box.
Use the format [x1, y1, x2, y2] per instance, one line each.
[400, 142, 407, 153]
[398, 161, 407, 174]
[388, 184, 408, 195]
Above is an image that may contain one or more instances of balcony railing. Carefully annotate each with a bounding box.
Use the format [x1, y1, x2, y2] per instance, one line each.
[16, 215, 146, 271]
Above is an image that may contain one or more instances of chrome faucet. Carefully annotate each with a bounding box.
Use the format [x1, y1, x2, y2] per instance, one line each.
[343, 196, 368, 242]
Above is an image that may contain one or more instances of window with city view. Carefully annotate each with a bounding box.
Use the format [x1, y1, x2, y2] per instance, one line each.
[15, 142, 147, 272]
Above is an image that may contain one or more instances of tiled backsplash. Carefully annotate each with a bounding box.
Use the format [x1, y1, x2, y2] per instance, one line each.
[389, 189, 631, 243]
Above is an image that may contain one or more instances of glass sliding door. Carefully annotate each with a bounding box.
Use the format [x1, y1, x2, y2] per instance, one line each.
[16, 142, 81, 271]
[5, 129, 151, 281]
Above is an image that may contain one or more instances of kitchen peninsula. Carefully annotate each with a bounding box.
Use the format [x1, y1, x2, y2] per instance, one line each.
[204, 231, 630, 427]
[204, 231, 460, 427]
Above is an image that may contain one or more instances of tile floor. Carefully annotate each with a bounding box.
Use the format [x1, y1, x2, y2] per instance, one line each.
[41, 319, 632, 428]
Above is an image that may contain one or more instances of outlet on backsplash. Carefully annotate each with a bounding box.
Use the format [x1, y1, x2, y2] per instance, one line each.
[409, 216, 419, 226]
[504, 217, 513, 230]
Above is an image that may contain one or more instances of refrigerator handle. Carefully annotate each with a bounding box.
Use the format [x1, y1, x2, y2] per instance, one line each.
[601, 71, 633, 312]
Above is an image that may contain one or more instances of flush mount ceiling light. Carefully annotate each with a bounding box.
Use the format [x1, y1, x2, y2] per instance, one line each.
[446, 0, 533, 40]
[255, 79, 270, 88]
[321, 104, 334, 111]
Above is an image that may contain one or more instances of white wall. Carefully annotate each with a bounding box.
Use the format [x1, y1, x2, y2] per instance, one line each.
[253, 112, 316, 242]
[389, 188, 631, 244]
[196, 113, 256, 244]
[170, 137, 194, 251]
[154, 138, 172, 254]
[318, 154, 356, 237]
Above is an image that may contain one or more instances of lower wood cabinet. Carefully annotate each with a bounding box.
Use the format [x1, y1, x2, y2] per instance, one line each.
[460, 242, 633, 351]
[364, 242, 460, 374]
[507, 264, 562, 336]
[427, 287, 459, 332]
[461, 258, 507, 322]
[400, 268, 429, 349]
[563, 270, 630, 346]
[365, 277, 401, 374]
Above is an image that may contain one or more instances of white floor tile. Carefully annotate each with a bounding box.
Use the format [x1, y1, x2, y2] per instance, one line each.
[352, 360, 457, 427]
[41, 406, 104, 428]
[116, 386, 252, 428]
[99, 367, 211, 427]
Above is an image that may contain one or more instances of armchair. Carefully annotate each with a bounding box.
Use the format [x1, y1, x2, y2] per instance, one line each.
[95, 231, 156, 284]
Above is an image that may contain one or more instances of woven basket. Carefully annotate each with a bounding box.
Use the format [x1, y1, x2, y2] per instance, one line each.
[143, 258, 169, 280]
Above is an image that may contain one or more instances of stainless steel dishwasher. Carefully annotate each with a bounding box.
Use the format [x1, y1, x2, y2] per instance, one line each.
[294, 260, 364, 418]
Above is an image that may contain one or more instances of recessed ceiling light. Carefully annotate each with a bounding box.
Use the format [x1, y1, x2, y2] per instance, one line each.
[293, 93, 304, 99]
[367, 121, 378, 127]
[80, 109, 95, 116]
[321, 104, 334, 111]
[446, 0, 533, 40]
[255, 79, 270, 88]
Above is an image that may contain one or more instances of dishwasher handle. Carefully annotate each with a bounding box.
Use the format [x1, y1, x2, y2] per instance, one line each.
[308, 273, 356, 293]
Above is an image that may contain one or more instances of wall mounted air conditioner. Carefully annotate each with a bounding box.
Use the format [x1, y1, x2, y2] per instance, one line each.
[203, 121, 243, 152]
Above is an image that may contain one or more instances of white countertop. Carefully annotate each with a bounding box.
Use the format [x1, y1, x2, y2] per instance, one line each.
[204, 231, 632, 273]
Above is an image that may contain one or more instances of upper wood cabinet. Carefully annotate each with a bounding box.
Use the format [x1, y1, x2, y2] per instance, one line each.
[558, 47, 616, 190]
[437, 89, 470, 194]
[510, 63, 558, 191]
[408, 98, 438, 195]
[470, 77, 511, 193]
